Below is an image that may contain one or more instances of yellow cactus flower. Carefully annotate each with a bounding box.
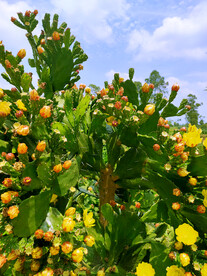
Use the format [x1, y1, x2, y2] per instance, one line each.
[16, 100, 27, 111]
[202, 190, 207, 207]
[175, 223, 198, 245]
[180, 253, 190, 267]
[203, 138, 207, 150]
[135, 262, 155, 276]
[166, 265, 185, 276]
[83, 209, 95, 228]
[201, 263, 207, 276]
[182, 124, 202, 147]
[0, 101, 11, 117]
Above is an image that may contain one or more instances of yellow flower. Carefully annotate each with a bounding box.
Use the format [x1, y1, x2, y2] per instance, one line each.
[16, 99, 27, 111]
[84, 235, 95, 247]
[135, 262, 155, 276]
[0, 101, 11, 117]
[180, 253, 190, 267]
[202, 190, 207, 207]
[182, 124, 202, 147]
[201, 263, 207, 276]
[166, 265, 185, 276]
[203, 138, 207, 150]
[83, 209, 95, 228]
[175, 223, 198, 245]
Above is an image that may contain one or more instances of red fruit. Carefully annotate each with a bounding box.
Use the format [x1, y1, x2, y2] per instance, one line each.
[164, 124, 170, 129]
[22, 177, 32, 186]
[180, 127, 186, 132]
[11, 17, 16, 22]
[34, 229, 44, 239]
[153, 144, 160, 151]
[149, 83, 154, 89]
[121, 96, 128, 102]
[120, 205, 125, 211]
[44, 231, 53, 242]
[11, 87, 17, 92]
[6, 153, 15, 161]
[25, 10, 31, 17]
[33, 10, 38, 15]
[185, 105, 191, 110]
[172, 202, 181, 210]
[1, 152, 6, 157]
[2, 178, 12, 188]
[76, 70, 79, 74]
[197, 205, 206, 214]
[114, 101, 122, 110]
[110, 200, 116, 207]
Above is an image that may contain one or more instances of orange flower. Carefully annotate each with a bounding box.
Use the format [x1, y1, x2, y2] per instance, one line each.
[50, 245, 60, 255]
[16, 125, 30, 136]
[36, 141, 46, 152]
[61, 242, 73, 254]
[2, 178, 12, 188]
[1, 192, 12, 204]
[17, 143, 28, 154]
[188, 177, 197, 186]
[142, 83, 150, 93]
[8, 205, 19, 219]
[173, 188, 181, 196]
[37, 45, 44, 54]
[52, 31, 60, 41]
[40, 106, 51, 118]
[172, 202, 181, 210]
[65, 207, 76, 216]
[144, 104, 155, 115]
[53, 164, 62, 173]
[44, 231, 53, 242]
[63, 160, 72, 169]
[17, 49, 26, 59]
[34, 229, 44, 239]
[84, 235, 95, 247]
[30, 89, 39, 101]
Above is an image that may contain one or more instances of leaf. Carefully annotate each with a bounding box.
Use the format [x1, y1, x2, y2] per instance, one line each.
[0, 139, 8, 152]
[114, 148, 147, 179]
[53, 158, 79, 196]
[150, 242, 172, 275]
[21, 73, 32, 92]
[41, 207, 63, 232]
[161, 103, 178, 117]
[121, 80, 138, 106]
[50, 48, 73, 91]
[37, 161, 53, 186]
[22, 162, 43, 191]
[120, 125, 139, 147]
[74, 94, 91, 124]
[101, 203, 114, 225]
[187, 155, 207, 177]
[181, 207, 207, 234]
[12, 191, 51, 237]
[138, 111, 160, 134]
[141, 201, 168, 223]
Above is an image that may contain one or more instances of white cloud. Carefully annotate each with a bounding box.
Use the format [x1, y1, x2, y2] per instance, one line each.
[127, 1, 207, 61]
[50, 0, 130, 43]
[105, 69, 129, 83]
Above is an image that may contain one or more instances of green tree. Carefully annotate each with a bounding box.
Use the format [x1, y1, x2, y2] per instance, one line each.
[145, 70, 169, 95]
[89, 83, 100, 93]
[185, 94, 203, 125]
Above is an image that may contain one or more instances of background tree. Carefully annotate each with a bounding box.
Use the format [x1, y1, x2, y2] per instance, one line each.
[145, 70, 169, 95]
[89, 83, 100, 93]
[185, 94, 203, 125]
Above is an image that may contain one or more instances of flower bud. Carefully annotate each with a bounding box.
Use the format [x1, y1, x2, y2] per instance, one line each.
[6, 153, 15, 161]
[110, 200, 116, 207]
[33, 10, 38, 16]
[17, 49, 26, 59]
[0, 88, 4, 99]
[172, 83, 180, 92]
[22, 177, 32, 186]
[153, 144, 160, 151]
[175, 143, 185, 152]
[17, 143, 28, 154]
[188, 177, 197, 186]
[172, 202, 181, 210]
[36, 141, 46, 152]
[114, 101, 122, 110]
[197, 205, 206, 214]
[61, 241, 73, 254]
[144, 104, 155, 115]
[16, 125, 29, 136]
[53, 31, 60, 41]
[37, 45, 44, 54]
[62, 217, 76, 232]
[50, 245, 60, 255]
[71, 248, 83, 263]
[177, 168, 189, 177]
[180, 127, 186, 132]
[2, 178, 12, 188]
[149, 83, 154, 89]
[8, 205, 19, 219]
[84, 235, 95, 247]
[31, 260, 40, 272]
[30, 89, 39, 101]
[63, 160, 72, 169]
[32, 247, 43, 259]
[44, 231, 54, 242]
[34, 229, 44, 239]
[40, 106, 51, 118]
[7, 250, 20, 261]
[53, 164, 62, 173]
[65, 207, 76, 216]
[185, 105, 191, 110]
[180, 253, 190, 267]
[15, 110, 24, 118]
[142, 83, 149, 93]
[25, 10, 31, 17]
[79, 64, 83, 70]
[173, 188, 181, 196]
[14, 257, 24, 271]
[135, 202, 141, 209]
[180, 152, 189, 162]
[121, 96, 128, 102]
[85, 87, 91, 94]
[11, 17, 16, 22]
[174, 241, 183, 250]
[1, 192, 12, 204]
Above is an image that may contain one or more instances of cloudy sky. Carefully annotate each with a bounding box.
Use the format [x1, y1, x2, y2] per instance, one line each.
[0, 0, 207, 123]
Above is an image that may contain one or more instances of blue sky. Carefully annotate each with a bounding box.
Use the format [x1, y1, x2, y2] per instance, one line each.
[0, 0, 207, 123]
